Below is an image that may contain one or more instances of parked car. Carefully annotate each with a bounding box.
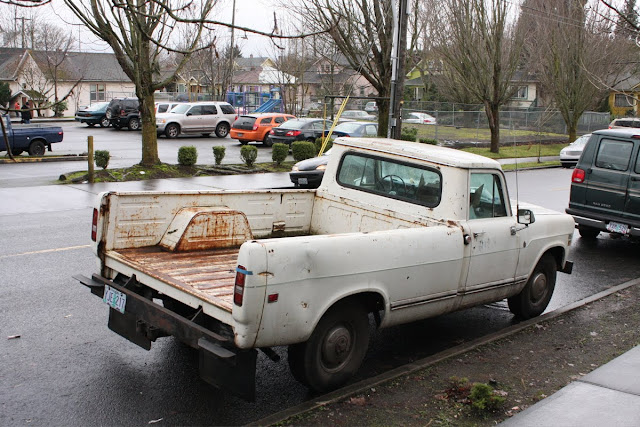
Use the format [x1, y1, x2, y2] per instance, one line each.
[0, 114, 64, 156]
[609, 118, 640, 129]
[269, 118, 335, 145]
[560, 134, 591, 168]
[364, 101, 378, 113]
[156, 101, 237, 138]
[566, 128, 640, 240]
[106, 98, 140, 130]
[403, 112, 437, 125]
[325, 121, 378, 138]
[75, 102, 110, 128]
[341, 110, 376, 121]
[290, 149, 331, 188]
[230, 113, 295, 146]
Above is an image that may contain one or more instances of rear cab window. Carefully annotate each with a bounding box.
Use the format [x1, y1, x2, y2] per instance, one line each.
[336, 152, 442, 207]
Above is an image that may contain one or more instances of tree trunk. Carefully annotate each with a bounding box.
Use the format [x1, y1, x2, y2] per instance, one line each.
[567, 124, 577, 143]
[378, 95, 389, 137]
[485, 102, 500, 153]
[139, 92, 159, 166]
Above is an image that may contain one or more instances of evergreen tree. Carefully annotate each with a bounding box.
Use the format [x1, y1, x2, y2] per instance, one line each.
[615, 0, 638, 39]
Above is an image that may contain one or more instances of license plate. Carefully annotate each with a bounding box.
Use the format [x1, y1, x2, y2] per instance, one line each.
[606, 221, 629, 234]
[237, 133, 244, 137]
[103, 285, 127, 313]
[298, 177, 308, 185]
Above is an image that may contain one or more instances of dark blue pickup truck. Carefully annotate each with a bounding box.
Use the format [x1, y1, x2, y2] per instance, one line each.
[0, 115, 64, 156]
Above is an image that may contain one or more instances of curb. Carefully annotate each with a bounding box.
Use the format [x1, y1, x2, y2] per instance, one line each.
[0, 155, 88, 164]
[250, 277, 640, 427]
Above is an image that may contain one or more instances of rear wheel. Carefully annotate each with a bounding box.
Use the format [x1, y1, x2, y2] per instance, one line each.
[11, 149, 23, 156]
[215, 122, 230, 138]
[165, 123, 180, 138]
[128, 117, 140, 131]
[508, 254, 556, 319]
[578, 226, 599, 239]
[263, 133, 273, 147]
[288, 300, 370, 392]
[28, 140, 46, 156]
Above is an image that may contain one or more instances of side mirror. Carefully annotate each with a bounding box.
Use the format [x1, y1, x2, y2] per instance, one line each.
[186, 112, 192, 116]
[517, 209, 535, 225]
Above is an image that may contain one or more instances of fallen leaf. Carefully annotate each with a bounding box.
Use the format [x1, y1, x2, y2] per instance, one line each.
[7, 335, 20, 340]
[148, 418, 163, 424]
[590, 331, 598, 336]
[348, 397, 366, 406]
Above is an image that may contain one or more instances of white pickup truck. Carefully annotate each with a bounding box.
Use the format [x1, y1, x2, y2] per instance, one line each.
[76, 138, 574, 400]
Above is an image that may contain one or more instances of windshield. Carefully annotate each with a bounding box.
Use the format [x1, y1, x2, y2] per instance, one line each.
[86, 102, 109, 111]
[572, 135, 590, 147]
[280, 119, 313, 130]
[335, 122, 362, 132]
[171, 104, 191, 114]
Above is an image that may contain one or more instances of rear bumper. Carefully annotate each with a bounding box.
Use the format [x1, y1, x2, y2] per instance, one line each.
[566, 208, 640, 237]
[74, 273, 257, 401]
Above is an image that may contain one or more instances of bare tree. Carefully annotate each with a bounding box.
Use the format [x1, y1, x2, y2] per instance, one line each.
[291, 0, 395, 136]
[63, 0, 216, 166]
[428, 0, 524, 153]
[525, 0, 630, 142]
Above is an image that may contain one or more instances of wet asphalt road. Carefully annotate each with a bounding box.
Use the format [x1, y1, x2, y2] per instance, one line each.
[2, 137, 640, 425]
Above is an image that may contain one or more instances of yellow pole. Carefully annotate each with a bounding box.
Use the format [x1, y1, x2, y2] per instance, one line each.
[88, 135, 94, 184]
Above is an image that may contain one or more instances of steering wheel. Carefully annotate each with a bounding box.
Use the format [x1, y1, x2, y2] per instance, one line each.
[379, 174, 407, 195]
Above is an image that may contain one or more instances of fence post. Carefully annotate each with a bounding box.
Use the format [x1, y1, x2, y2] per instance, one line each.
[435, 110, 439, 141]
[88, 135, 94, 184]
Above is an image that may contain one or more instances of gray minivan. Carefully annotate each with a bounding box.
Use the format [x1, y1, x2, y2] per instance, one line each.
[566, 128, 640, 239]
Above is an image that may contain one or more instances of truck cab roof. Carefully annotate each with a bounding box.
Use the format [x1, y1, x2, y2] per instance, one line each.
[334, 137, 501, 170]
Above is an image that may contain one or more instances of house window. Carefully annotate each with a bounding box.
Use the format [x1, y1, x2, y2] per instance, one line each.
[90, 84, 106, 102]
[614, 93, 635, 107]
[511, 86, 528, 100]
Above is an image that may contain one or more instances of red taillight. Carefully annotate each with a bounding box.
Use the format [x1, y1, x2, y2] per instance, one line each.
[119, 109, 125, 116]
[269, 129, 275, 135]
[91, 208, 98, 241]
[252, 123, 259, 131]
[572, 168, 586, 183]
[234, 265, 247, 306]
[286, 130, 301, 137]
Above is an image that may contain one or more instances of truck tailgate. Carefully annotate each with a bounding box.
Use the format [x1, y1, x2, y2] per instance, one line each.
[107, 246, 238, 312]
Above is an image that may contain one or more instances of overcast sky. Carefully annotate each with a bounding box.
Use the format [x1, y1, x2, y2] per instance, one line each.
[3, 0, 285, 58]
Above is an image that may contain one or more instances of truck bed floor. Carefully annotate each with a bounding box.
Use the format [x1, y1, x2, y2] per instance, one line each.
[114, 246, 238, 311]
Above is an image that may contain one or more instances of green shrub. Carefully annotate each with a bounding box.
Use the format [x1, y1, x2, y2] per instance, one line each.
[419, 137, 438, 145]
[178, 146, 198, 166]
[271, 143, 288, 166]
[469, 383, 505, 413]
[240, 145, 258, 167]
[400, 126, 418, 142]
[315, 137, 333, 154]
[212, 146, 225, 165]
[291, 141, 317, 162]
[94, 150, 110, 169]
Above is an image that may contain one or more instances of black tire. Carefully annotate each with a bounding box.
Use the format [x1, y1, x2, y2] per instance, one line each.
[287, 343, 308, 386]
[239, 140, 248, 145]
[28, 140, 46, 156]
[11, 149, 23, 156]
[292, 300, 370, 392]
[112, 123, 122, 130]
[128, 117, 140, 131]
[99, 116, 110, 128]
[263, 133, 273, 147]
[508, 254, 556, 319]
[165, 123, 180, 138]
[578, 226, 599, 239]
[215, 122, 230, 138]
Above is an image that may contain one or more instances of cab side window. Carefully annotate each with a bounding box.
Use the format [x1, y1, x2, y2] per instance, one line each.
[469, 173, 508, 220]
[595, 139, 633, 171]
[260, 117, 272, 125]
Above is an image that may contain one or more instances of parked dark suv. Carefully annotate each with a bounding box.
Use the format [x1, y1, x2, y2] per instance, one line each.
[106, 98, 140, 130]
[566, 128, 640, 240]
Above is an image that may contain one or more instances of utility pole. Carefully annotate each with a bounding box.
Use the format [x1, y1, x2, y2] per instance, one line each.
[226, 0, 236, 103]
[387, 0, 408, 139]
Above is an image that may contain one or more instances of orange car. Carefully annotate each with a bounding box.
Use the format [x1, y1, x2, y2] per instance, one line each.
[230, 113, 296, 146]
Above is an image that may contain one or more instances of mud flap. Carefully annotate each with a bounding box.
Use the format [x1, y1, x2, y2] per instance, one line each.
[199, 338, 257, 402]
[108, 308, 152, 350]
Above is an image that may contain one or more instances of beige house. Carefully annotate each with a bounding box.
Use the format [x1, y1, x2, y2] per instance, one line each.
[0, 48, 134, 116]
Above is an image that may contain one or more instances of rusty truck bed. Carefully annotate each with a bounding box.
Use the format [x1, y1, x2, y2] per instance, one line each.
[111, 246, 239, 312]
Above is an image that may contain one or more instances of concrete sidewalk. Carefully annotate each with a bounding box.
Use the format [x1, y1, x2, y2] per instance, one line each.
[501, 345, 640, 426]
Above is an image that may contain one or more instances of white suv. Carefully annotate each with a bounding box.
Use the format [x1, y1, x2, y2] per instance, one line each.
[156, 102, 237, 138]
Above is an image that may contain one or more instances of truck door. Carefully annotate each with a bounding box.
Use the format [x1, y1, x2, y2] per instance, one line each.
[464, 172, 519, 300]
[623, 141, 640, 224]
[183, 105, 204, 132]
[584, 137, 634, 219]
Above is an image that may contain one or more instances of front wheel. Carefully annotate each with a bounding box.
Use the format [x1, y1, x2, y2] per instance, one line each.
[28, 140, 46, 156]
[288, 300, 370, 392]
[215, 122, 230, 138]
[165, 123, 180, 138]
[99, 117, 110, 128]
[508, 254, 556, 319]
